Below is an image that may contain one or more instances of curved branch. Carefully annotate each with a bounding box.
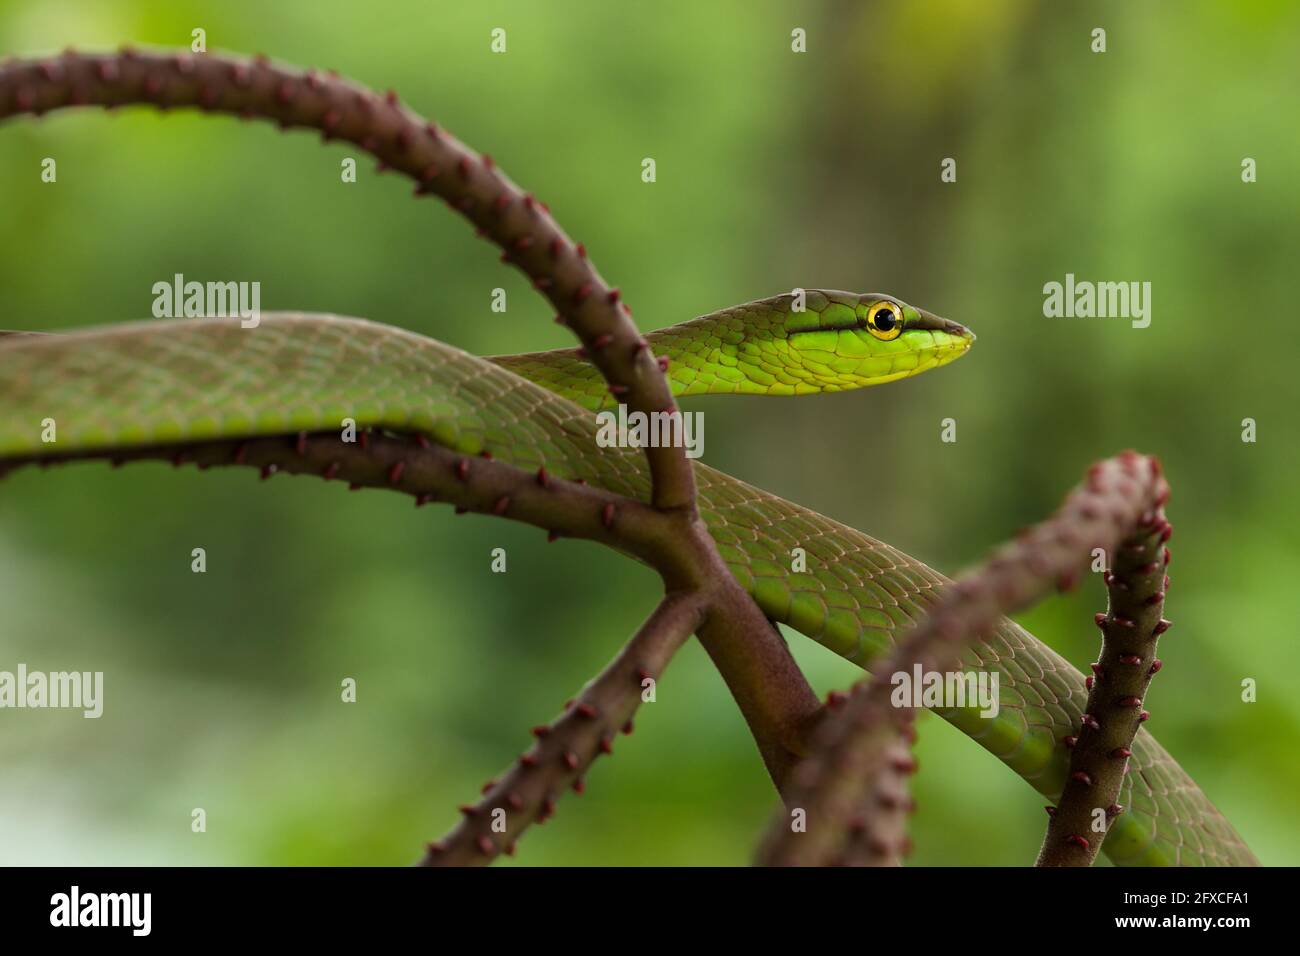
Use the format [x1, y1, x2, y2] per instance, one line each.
[0, 430, 693, 580]
[757, 451, 1169, 866]
[0, 47, 694, 511]
[418, 591, 705, 865]
[1036, 506, 1172, 866]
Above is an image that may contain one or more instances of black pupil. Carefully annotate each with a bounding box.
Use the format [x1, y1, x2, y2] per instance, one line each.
[873, 308, 896, 331]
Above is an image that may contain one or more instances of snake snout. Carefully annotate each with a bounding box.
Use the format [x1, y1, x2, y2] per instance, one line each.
[913, 307, 975, 343]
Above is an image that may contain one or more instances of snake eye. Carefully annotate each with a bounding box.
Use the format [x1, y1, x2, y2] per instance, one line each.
[866, 302, 903, 340]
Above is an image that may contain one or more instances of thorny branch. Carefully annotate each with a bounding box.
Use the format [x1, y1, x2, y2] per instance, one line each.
[418, 591, 705, 865]
[1036, 505, 1173, 866]
[0, 47, 817, 856]
[757, 452, 1170, 867]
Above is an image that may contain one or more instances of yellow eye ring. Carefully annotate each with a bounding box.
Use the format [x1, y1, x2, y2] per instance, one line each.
[865, 301, 903, 340]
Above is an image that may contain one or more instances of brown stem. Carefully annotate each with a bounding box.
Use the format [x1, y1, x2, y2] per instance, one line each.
[0, 48, 817, 824]
[418, 591, 704, 865]
[756, 451, 1170, 866]
[0, 430, 693, 583]
[0, 47, 695, 511]
[1036, 508, 1173, 866]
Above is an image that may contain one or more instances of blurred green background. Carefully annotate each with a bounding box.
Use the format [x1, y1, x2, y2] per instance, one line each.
[2, 0, 1297, 865]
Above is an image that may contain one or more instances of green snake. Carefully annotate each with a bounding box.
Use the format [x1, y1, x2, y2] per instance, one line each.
[0, 291, 1255, 865]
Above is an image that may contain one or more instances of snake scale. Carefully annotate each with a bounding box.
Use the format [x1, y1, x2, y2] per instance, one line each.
[0, 297, 1255, 865]
[0, 47, 1255, 865]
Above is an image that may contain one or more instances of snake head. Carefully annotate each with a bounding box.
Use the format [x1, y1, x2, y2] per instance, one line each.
[777, 290, 974, 391]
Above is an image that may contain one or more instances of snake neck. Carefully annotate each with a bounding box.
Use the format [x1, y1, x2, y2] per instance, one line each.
[488, 295, 810, 409]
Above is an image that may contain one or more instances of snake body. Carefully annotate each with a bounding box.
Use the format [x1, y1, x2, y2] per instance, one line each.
[0, 295, 1255, 865]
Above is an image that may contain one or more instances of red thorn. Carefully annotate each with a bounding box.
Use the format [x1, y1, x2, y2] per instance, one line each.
[1090, 662, 1104, 677]
[388, 461, 405, 485]
[1093, 612, 1106, 629]
[535, 467, 550, 487]
[1143, 591, 1165, 606]
[1152, 619, 1172, 636]
[425, 840, 446, 855]
[260, 463, 277, 480]
[1045, 806, 1056, 816]
[1071, 771, 1093, 787]
[826, 690, 848, 708]
[514, 235, 534, 251]
[608, 384, 629, 396]
[571, 777, 586, 794]
[349, 482, 363, 492]
[383, 89, 398, 106]
[1081, 714, 1101, 731]
[576, 243, 587, 258]
[1063, 735, 1078, 749]
[1118, 654, 1142, 665]
[480, 779, 496, 795]
[1114, 616, 1135, 628]
[323, 461, 341, 481]
[520, 753, 537, 768]
[457, 156, 471, 178]
[1107, 803, 1125, 816]
[546, 530, 560, 543]
[494, 194, 511, 213]
[531, 725, 551, 738]
[1085, 676, 1095, 691]
[455, 458, 469, 481]
[592, 333, 613, 349]
[414, 434, 431, 449]
[458, 804, 478, 817]
[533, 276, 552, 290]
[415, 493, 432, 507]
[891, 754, 918, 774]
[1117, 695, 1143, 707]
[1149, 659, 1163, 674]
[598, 735, 613, 755]
[424, 121, 440, 139]
[476, 836, 494, 855]
[607, 288, 621, 304]
[621, 720, 634, 735]
[492, 495, 510, 515]
[171, 451, 185, 468]
[506, 792, 524, 810]
[1163, 547, 1172, 566]
[358, 430, 369, 450]
[657, 356, 671, 372]
[233, 442, 249, 465]
[561, 751, 579, 771]
[1066, 835, 1090, 850]
[573, 282, 593, 304]
[482, 154, 495, 169]
[548, 238, 564, 258]
[1138, 710, 1151, 722]
[601, 502, 616, 529]
[1111, 747, 1132, 759]
[575, 703, 598, 719]
[479, 450, 493, 460]
[1159, 524, 1173, 543]
[503, 843, 517, 857]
